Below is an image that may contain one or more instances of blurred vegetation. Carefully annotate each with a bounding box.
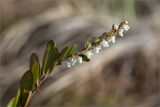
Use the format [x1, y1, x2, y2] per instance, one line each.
[1, 0, 160, 33]
[0, 0, 160, 107]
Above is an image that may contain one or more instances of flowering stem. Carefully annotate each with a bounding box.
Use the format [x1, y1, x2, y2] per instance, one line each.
[7, 20, 129, 107]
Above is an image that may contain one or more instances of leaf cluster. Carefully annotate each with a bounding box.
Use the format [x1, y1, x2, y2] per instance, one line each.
[7, 41, 89, 107]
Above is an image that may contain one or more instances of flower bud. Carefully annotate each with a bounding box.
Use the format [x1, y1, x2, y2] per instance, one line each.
[111, 36, 116, 43]
[85, 51, 93, 58]
[100, 39, 109, 47]
[118, 29, 124, 37]
[76, 56, 82, 63]
[93, 45, 101, 53]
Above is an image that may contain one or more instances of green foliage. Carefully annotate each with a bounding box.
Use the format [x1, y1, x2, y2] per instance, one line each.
[48, 47, 59, 74]
[20, 70, 33, 93]
[7, 41, 79, 107]
[79, 54, 90, 62]
[58, 44, 77, 62]
[7, 20, 128, 107]
[13, 89, 20, 106]
[41, 40, 56, 76]
[67, 43, 77, 57]
[21, 92, 31, 106]
[30, 53, 40, 88]
[7, 42, 79, 107]
[6, 41, 89, 107]
[7, 98, 15, 107]
[7, 90, 20, 107]
[58, 47, 69, 61]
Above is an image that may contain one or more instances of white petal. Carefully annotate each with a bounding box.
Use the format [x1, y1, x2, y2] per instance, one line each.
[67, 57, 76, 67]
[123, 25, 129, 31]
[70, 61, 75, 66]
[106, 43, 109, 47]
[94, 48, 99, 53]
[93, 46, 101, 53]
[90, 51, 94, 56]
[85, 51, 93, 58]
[86, 54, 91, 58]
[120, 32, 123, 37]
[79, 58, 82, 63]
[97, 45, 102, 49]
[111, 36, 116, 43]
[118, 29, 124, 37]
[77, 56, 82, 63]
[100, 39, 109, 47]
[113, 24, 119, 30]
[71, 58, 76, 63]
[126, 25, 130, 30]
[67, 61, 72, 68]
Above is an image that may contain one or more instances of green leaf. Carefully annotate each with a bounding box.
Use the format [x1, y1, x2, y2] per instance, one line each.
[67, 43, 77, 57]
[79, 54, 90, 62]
[7, 98, 15, 107]
[13, 89, 20, 107]
[85, 41, 91, 50]
[21, 92, 32, 106]
[48, 47, 59, 74]
[7, 90, 20, 107]
[41, 40, 55, 76]
[57, 47, 69, 61]
[30, 53, 40, 88]
[20, 70, 33, 94]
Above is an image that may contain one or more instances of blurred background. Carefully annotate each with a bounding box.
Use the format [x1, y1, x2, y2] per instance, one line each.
[0, 0, 160, 107]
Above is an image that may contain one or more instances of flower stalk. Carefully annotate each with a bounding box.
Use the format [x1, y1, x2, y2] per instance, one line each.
[7, 20, 129, 107]
[65, 20, 129, 68]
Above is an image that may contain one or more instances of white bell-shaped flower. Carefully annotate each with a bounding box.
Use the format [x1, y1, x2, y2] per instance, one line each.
[70, 57, 76, 66]
[85, 50, 93, 58]
[118, 29, 124, 37]
[123, 25, 130, 31]
[93, 45, 101, 53]
[67, 61, 72, 68]
[100, 39, 109, 47]
[76, 56, 82, 63]
[113, 24, 119, 30]
[66, 57, 77, 68]
[111, 36, 116, 43]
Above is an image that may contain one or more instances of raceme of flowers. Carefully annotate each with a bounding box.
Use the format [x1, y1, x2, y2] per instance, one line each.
[7, 21, 130, 107]
[66, 21, 130, 68]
